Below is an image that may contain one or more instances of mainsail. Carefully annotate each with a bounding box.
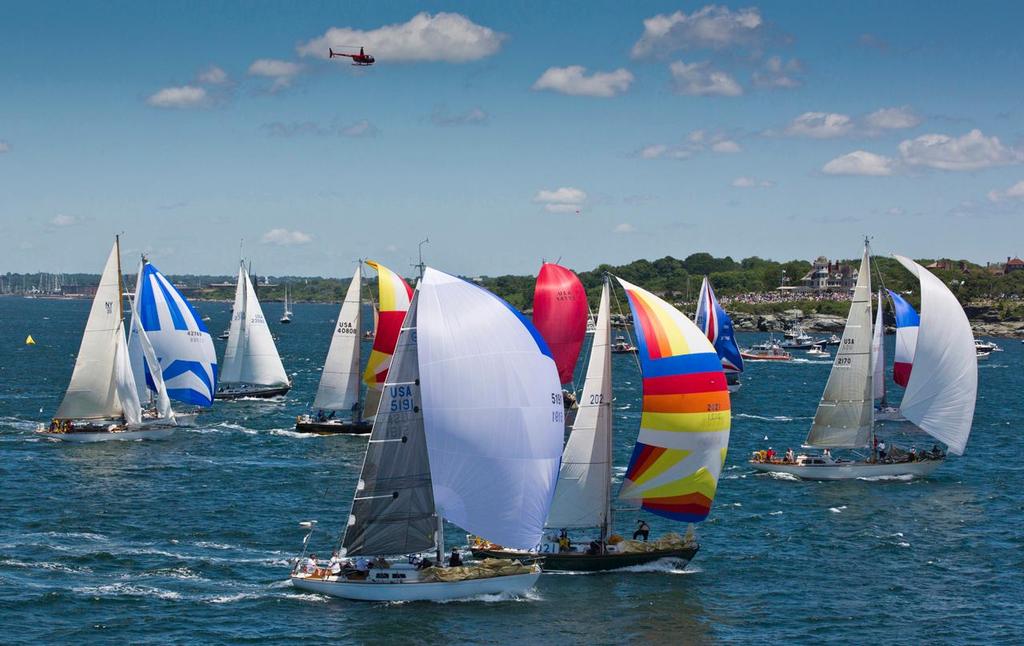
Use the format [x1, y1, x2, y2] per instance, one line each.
[805, 246, 874, 449]
[547, 279, 613, 531]
[129, 260, 217, 407]
[532, 262, 588, 384]
[871, 290, 887, 406]
[313, 265, 362, 412]
[888, 289, 919, 388]
[127, 276, 174, 421]
[418, 268, 564, 550]
[56, 241, 133, 420]
[694, 276, 744, 374]
[342, 292, 436, 557]
[362, 261, 413, 418]
[221, 263, 289, 387]
[616, 277, 730, 523]
[893, 256, 977, 455]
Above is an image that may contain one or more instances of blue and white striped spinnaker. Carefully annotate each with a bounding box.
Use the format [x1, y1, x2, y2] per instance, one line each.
[129, 260, 218, 406]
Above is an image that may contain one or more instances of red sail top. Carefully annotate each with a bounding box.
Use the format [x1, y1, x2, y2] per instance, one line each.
[533, 262, 588, 384]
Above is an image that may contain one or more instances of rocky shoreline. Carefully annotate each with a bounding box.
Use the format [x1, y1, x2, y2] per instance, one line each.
[732, 307, 1024, 338]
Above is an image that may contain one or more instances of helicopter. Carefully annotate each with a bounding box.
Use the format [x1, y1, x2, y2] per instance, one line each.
[329, 46, 375, 66]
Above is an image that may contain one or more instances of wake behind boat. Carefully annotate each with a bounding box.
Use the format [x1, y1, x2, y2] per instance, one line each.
[290, 268, 563, 602]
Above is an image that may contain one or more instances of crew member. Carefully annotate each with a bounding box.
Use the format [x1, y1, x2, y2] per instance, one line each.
[633, 520, 650, 542]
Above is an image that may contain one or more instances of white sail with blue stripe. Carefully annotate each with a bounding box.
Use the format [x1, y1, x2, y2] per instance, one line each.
[129, 259, 218, 407]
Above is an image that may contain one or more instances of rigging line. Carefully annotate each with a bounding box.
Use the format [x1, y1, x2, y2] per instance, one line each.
[607, 273, 643, 376]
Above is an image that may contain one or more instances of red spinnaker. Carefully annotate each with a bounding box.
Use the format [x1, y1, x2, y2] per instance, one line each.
[533, 263, 588, 384]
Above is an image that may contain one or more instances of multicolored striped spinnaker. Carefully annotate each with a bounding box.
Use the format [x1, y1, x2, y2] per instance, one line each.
[616, 277, 730, 523]
[363, 260, 414, 391]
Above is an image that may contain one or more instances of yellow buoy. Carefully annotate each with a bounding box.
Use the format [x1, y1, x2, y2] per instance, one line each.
[25, 335, 36, 345]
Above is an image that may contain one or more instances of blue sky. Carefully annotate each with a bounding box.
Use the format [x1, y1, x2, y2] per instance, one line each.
[1, 1, 1022, 277]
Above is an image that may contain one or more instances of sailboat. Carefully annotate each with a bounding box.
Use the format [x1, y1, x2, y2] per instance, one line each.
[38, 237, 175, 442]
[127, 257, 218, 425]
[473, 276, 729, 571]
[215, 260, 292, 399]
[360, 260, 413, 423]
[750, 241, 977, 479]
[695, 276, 744, 392]
[295, 264, 372, 434]
[290, 268, 563, 602]
[280, 285, 293, 324]
[532, 262, 589, 422]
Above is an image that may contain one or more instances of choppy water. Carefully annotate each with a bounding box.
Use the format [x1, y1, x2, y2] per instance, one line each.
[1, 297, 1020, 644]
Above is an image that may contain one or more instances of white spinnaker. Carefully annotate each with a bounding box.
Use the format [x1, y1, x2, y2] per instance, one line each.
[547, 280, 613, 530]
[872, 290, 886, 404]
[56, 242, 124, 420]
[417, 268, 564, 551]
[128, 286, 174, 421]
[894, 255, 977, 455]
[313, 265, 362, 411]
[113, 322, 142, 426]
[805, 246, 873, 448]
[221, 265, 289, 386]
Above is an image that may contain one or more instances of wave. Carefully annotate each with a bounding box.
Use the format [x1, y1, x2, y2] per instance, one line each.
[769, 511, 784, 516]
[619, 559, 700, 575]
[429, 588, 543, 604]
[829, 505, 848, 514]
[856, 474, 917, 482]
[269, 429, 319, 439]
[735, 413, 800, 422]
[72, 583, 182, 601]
[766, 472, 801, 482]
[0, 558, 92, 574]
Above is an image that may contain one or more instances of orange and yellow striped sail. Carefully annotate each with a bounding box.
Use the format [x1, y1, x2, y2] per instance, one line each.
[363, 261, 414, 391]
[616, 277, 730, 522]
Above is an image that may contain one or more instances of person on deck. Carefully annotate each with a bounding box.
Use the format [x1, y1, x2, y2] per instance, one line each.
[448, 549, 463, 567]
[785, 448, 795, 463]
[878, 440, 887, 461]
[355, 557, 369, 572]
[304, 554, 319, 574]
[351, 400, 362, 423]
[633, 520, 650, 542]
[328, 551, 342, 575]
[558, 529, 571, 552]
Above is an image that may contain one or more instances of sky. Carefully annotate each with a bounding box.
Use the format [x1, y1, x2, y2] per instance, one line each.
[1, 1, 1022, 277]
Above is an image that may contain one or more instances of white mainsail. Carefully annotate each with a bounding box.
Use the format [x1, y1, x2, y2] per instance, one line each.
[894, 255, 977, 455]
[114, 324, 143, 426]
[127, 262, 174, 420]
[417, 268, 564, 551]
[872, 290, 887, 406]
[56, 242, 128, 420]
[805, 245, 874, 448]
[547, 280, 613, 531]
[220, 263, 289, 387]
[313, 265, 362, 411]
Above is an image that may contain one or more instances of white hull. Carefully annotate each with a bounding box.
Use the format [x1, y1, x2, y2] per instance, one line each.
[726, 383, 741, 393]
[290, 570, 540, 602]
[751, 458, 942, 480]
[38, 427, 175, 443]
[874, 407, 905, 422]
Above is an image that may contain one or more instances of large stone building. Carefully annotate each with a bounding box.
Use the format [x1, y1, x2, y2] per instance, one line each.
[800, 256, 859, 291]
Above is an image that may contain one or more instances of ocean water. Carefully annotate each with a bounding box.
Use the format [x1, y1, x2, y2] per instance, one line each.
[1, 297, 1020, 644]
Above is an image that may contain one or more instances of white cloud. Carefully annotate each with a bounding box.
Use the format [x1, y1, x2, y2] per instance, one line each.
[613, 223, 636, 234]
[752, 56, 803, 89]
[822, 150, 896, 176]
[784, 112, 854, 138]
[669, 60, 742, 96]
[534, 186, 586, 213]
[146, 85, 207, 108]
[864, 105, 920, 131]
[248, 59, 303, 91]
[898, 129, 1021, 171]
[532, 66, 634, 97]
[50, 214, 81, 227]
[340, 119, 379, 137]
[632, 6, 764, 58]
[297, 12, 505, 62]
[198, 65, 229, 85]
[638, 129, 740, 160]
[429, 106, 489, 126]
[732, 176, 774, 188]
[261, 228, 313, 246]
[0, 140, 9, 153]
[987, 179, 1024, 202]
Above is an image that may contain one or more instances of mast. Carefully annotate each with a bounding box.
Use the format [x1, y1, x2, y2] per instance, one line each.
[115, 235, 124, 324]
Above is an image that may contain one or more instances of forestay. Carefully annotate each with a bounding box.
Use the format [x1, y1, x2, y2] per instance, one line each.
[221, 263, 289, 387]
[56, 242, 128, 420]
[805, 246, 873, 449]
[616, 277, 730, 523]
[313, 265, 362, 412]
[417, 268, 564, 551]
[894, 255, 977, 455]
[342, 293, 436, 557]
[547, 280, 613, 531]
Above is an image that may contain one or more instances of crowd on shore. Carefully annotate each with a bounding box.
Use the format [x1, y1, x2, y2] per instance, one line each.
[719, 290, 853, 306]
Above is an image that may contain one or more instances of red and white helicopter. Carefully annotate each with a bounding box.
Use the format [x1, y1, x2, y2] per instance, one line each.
[329, 46, 375, 66]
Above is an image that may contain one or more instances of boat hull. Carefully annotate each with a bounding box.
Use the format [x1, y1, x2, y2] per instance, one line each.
[470, 546, 698, 572]
[750, 458, 943, 480]
[295, 419, 372, 435]
[290, 570, 540, 602]
[214, 384, 291, 400]
[37, 427, 175, 443]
